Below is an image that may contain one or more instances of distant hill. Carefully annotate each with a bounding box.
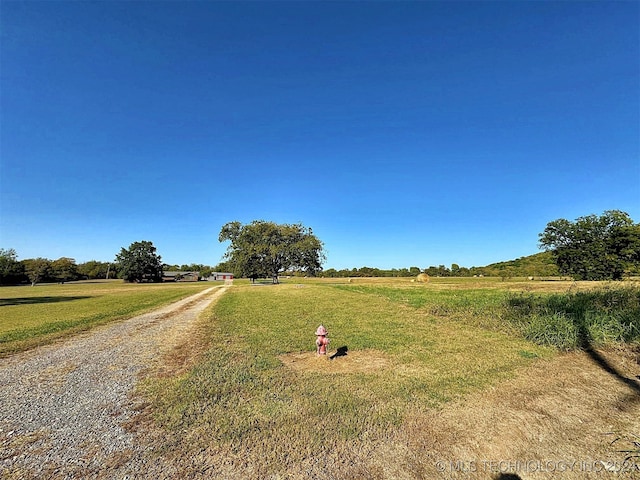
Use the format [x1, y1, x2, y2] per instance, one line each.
[478, 251, 559, 277]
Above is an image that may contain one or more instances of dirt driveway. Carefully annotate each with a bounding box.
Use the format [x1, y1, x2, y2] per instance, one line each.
[0, 286, 227, 479]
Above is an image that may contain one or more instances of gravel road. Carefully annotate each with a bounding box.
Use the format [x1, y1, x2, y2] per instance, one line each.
[0, 286, 227, 479]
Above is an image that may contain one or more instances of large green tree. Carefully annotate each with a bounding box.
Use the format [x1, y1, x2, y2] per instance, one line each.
[51, 257, 79, 283]
[23, 258, 53, 286]
[218, 221, 325, 283]
[539, 210, 640, 280]
[115, 241, 163, 282]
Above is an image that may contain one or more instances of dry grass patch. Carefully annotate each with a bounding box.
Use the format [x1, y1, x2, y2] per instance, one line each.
[279, 349, 391, 374]
[399, 346, 640, 479]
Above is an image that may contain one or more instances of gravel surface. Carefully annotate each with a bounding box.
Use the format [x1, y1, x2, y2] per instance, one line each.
[0, 286, 227, 479]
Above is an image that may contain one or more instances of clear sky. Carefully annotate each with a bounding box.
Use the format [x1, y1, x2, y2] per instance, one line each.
[1, 1, 638, 270]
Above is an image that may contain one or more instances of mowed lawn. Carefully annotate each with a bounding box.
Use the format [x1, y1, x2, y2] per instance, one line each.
[0, 280, 213, 356]
[141, 278, 559, 478]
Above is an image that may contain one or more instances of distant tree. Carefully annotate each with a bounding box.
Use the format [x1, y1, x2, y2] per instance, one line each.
[23, 258, 53, 286]
[181, 263, 210, 276]
[359, 266, 377, 277]
[539, 210, 639, 280]
[323, 268, 338, 278]
[0, 248, 25, 284]
[77, 260, 111, 279]
[219, 221, 325, 283]
[200, 266, 213, 278]
[425, 265, 451, 277]
[51, 257, 79, 283]
[499, 266, 516, 281]
[115, 241, 163, 282]
[212, 260, 235, 275]
[457, 266, 471, 277]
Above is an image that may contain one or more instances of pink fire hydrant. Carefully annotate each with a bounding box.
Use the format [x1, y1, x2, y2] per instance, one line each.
[315, 325, 330, 356]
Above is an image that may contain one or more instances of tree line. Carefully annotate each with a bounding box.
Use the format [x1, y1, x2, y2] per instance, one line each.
[0, 251, 93, 286]
[0, 247, 219, 285]
[2, 210, 638, 285]
[318, 253, 560, 279]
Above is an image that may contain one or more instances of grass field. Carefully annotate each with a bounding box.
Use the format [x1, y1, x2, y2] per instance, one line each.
[0, 280, 213, 356]
[3, 276, 638, 477]
[137, 277, 640, 478]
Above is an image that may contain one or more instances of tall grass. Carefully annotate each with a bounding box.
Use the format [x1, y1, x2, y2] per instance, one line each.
[503, 285, 640, 349]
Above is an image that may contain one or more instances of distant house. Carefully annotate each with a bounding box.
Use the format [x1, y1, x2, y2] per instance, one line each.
[208, 272, 234, 281]
[162, 271, 200, 282]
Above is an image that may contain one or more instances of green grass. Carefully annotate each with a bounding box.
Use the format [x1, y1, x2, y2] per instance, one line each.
[142, 281, 553, 476]
[334, 283, 507, 316]
[0, 280, 213, 356]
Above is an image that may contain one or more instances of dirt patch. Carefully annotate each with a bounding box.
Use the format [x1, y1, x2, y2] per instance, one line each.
[147, 320, 213, 379]
[279, 349, 391, 374]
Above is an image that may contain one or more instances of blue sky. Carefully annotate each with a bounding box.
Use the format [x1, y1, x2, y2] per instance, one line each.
[1, 1, 638, 270]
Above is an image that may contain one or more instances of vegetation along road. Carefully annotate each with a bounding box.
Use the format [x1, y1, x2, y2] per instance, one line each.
[0, 286, 227, 479]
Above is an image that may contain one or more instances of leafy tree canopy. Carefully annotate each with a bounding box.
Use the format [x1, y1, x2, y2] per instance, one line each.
[0, 248, 24, 285]
[539, 210, 639, 280]
[77, 260, 113, 280]
[218, 221, 325, 283]
[23, 258, 53, 286]
[51, 257, 78, 282]
[115, 240, 163, 283]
